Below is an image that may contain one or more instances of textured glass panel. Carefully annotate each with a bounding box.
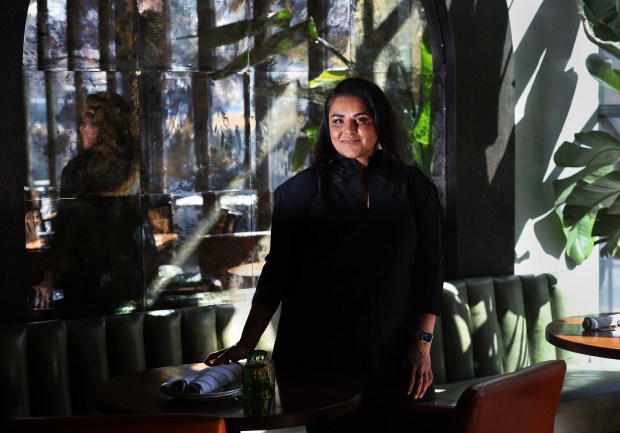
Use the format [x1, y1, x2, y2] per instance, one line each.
[145, 188, 262, 296]
[209, 74, 253, 190]
[70, 0, 101, 70]
[254, 71, 312, 186]
[320, 0, 353, 73]
[169, 0, 198, 70]
[247, 1, 310, 74]
[142, 72, 252, 194]
[352, 0, 426, 74]
[22, 0, 70, 70]
[22, 2, 40, 70]
[24, 70, 148, 311]
[22, 0, 447, 312]
[212, 0, 250, 71]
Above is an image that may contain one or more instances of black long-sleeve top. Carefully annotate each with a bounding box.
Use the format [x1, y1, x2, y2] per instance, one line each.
[253, 152, 443, 395]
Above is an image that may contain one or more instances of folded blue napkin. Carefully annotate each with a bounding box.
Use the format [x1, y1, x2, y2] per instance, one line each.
[582, 314, 620, 331]
[161, 363, 243, 394]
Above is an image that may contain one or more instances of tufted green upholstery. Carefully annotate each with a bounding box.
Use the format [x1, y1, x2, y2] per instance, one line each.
[2, 273, 620, 433]
[430, 274, 557, 386]
[429, 273, 620, 433]
[0, 303, 276, 417]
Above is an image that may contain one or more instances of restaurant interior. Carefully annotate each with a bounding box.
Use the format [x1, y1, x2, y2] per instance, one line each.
[1, 0, 619, 432]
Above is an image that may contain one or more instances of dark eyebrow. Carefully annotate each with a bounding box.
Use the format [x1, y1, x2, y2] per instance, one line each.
[329, 112, 371, 118]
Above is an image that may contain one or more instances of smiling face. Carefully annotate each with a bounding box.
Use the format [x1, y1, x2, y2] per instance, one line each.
[328, 95, 378, 166]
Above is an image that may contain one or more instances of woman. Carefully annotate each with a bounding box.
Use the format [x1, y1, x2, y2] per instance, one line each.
[33, 91, 157, 309]
[205, 78, 443, 431]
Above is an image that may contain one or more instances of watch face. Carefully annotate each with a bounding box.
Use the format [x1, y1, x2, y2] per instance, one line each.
[418, 330, 433, 343]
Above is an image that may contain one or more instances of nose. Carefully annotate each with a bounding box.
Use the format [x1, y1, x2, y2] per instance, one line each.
[344, 119, 358, 133]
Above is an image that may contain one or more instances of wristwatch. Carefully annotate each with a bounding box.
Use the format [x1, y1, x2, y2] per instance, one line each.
[416, 330, 433, 344]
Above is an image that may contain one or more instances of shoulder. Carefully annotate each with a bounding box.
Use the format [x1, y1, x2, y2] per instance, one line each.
[270, 167, 321, 218]
[405, 165, 433, 188]
[405, 166, 440, 205]
[275, 166, 320, 196]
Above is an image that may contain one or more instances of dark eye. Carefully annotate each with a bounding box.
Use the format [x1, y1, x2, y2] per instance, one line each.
[331, 118, 343, 124]
[356, 117, 371, 124]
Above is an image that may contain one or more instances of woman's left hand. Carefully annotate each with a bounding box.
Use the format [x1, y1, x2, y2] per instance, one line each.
[406, 340, 433, 399]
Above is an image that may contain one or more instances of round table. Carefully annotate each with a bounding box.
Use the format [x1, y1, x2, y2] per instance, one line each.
[96, 363, 361, 433]
[545, 314, 620, 359]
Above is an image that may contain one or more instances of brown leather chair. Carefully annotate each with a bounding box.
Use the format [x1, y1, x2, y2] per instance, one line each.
[2, 413, 227, 433]
[396, 360, 567, 433]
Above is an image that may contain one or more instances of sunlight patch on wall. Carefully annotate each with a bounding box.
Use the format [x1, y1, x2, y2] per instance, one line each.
[508, 0, 543, 51]
[515, 49, 545, 125]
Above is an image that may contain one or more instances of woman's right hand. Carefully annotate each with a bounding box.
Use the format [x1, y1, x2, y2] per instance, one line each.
[204, 343, 250, 366]
[204, 304, 274, 366]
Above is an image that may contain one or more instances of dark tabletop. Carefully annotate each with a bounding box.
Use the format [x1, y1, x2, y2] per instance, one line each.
[96, 363, 362, 433]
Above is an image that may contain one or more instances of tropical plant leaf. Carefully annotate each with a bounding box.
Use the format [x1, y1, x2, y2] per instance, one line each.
[594, 207, 620, 234]
[553, 165, 614, 205]
[554, 130, 620, 172]
[410, 33, 434, 173]
[553, 172, 582, 206]
[556, 1, 620, 264]
[594, 208, 620, 256]
[586, 53, 620, 92]
[308, 69, 350, 89]
[562, 171, 620, 226]
[291, 125, 319, 172]
[307, 16, 319, 40]
[192, 9, 292, 51]
[211, 19, 313, 80]
[579, 0, 620, 41]
[578, 0, 620, 60]
[600, 238, 620, 256]
[562, 202, 596, 228]
[558, 205, 596, 264]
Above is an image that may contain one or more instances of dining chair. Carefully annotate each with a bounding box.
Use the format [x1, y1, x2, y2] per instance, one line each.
[2, 413, 227, 433]
[395, 359, 567, 433]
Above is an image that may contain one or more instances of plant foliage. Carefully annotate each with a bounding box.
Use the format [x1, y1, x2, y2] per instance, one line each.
[554, 0, 620, 263]
[198, 7, 435, 173]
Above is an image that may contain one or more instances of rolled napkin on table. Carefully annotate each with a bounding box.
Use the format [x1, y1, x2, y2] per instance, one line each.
[161, 363, 243, 394]
[582, 314, 620, 331]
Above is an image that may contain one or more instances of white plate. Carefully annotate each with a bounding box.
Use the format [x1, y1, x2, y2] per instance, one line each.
[160, 381, 242, 402]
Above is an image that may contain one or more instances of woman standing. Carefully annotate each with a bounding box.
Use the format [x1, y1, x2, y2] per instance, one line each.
[33, 91, 157, 310]
[205, 77, 443, 431]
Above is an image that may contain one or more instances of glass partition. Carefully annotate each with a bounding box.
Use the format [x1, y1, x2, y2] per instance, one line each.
[23, 0, 449, 315]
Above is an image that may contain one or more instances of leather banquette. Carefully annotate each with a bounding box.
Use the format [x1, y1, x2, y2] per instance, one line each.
[1, 273, 620, 432]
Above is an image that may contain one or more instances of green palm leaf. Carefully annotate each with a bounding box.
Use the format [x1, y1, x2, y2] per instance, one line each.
[578, 0, 620, 59]
[594, 208, 620, 256]
[558, 205, 595, 264]
[563, 171, 620, 226]
[554, 130, 620, 168]
[586, 53, 620, 92]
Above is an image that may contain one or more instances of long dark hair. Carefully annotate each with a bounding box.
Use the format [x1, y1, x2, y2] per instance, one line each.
[83, 91, 136, 161]
[312, 77, 407, 182]
[77, 91, 137, 194]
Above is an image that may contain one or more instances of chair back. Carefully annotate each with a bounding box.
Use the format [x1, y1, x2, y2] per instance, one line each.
[451, 360, 566, 433]
[2, 413, 227, 433]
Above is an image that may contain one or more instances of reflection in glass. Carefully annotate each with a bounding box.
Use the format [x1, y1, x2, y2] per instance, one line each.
[29, 89, 157, 311]
[22, 0, 441, 314]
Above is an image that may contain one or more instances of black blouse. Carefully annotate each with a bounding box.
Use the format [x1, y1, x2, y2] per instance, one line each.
[253, 153, 443, 394]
